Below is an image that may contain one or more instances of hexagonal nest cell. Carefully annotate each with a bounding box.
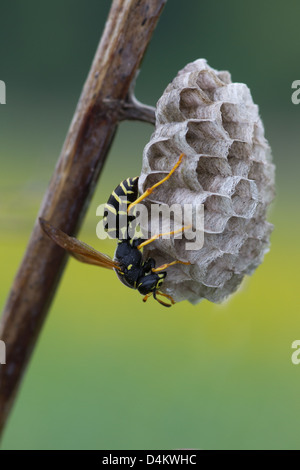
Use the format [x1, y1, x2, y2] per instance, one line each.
[139, 59, 275, 304]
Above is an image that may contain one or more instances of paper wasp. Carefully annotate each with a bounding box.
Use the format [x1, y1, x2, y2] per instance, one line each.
[39, 153, 190, 307]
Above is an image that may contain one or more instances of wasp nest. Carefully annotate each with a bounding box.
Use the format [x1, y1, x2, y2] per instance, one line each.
[139, 59, 275, 304]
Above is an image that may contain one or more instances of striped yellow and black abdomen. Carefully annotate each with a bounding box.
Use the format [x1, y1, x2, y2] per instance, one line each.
[103, 177, 139, 239]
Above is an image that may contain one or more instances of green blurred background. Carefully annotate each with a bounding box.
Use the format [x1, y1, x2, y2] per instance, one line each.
[0, 0, 299, 450]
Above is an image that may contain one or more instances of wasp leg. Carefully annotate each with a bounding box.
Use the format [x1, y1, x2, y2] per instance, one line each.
[137, 225, 191, 250]
[152, 260, 191, 273]
[154, 291, 175, 307]
[127, 153, 186, 214]
[143, 293, 153, 303]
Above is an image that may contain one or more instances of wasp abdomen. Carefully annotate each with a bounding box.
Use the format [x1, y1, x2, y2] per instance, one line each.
[103, 177, 139, 239]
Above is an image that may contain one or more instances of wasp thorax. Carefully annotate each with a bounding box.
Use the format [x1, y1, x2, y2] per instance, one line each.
[138, 59, 275, 305]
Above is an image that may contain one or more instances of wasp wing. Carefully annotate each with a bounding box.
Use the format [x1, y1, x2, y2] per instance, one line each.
[39, 218, 120, 270]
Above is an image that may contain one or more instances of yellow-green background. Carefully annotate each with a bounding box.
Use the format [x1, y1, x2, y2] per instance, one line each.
[1, 0, 299, 450]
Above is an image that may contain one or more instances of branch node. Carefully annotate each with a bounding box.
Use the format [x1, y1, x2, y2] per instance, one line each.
[102, 80, 156, 125]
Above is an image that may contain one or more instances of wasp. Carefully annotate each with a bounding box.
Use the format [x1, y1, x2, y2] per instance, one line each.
[39, 153, 190, 307]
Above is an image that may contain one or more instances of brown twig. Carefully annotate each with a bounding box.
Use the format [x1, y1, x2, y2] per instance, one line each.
[0, 0, 166, 437]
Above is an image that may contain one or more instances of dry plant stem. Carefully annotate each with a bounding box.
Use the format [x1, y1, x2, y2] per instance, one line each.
[0, 0, 166, 437]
